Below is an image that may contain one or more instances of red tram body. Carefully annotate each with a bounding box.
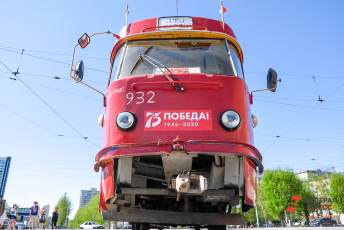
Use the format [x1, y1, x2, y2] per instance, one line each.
[71, 16, 277, 228]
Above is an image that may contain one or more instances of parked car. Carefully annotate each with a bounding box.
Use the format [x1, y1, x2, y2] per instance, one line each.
[15, 222, 28, 229]
[115, 221, 131, 229]
[310, 218, 337, 227]
[80, 221, 104, 229]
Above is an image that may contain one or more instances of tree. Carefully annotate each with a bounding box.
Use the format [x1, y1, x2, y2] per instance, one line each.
[310, 174, 330, 198]
[260, 170, 303, 223]
[304, 172, 331, 217]
[330, 173, 344, 213]
[300, 184, 317, 224]
[69, 195, 104, 229]
[56, 193, 72, 226]
[243, 184, 271, 227]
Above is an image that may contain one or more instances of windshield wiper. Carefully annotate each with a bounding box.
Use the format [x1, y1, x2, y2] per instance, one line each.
[141, 54, 184, 92]
[131, 51, 184, 92]
[129, 46, 154, 75]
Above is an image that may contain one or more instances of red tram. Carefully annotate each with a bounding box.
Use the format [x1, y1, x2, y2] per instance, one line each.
[71, 16, 278, 229]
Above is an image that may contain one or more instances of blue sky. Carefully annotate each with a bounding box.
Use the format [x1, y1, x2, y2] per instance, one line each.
[0, 0, 344, 217]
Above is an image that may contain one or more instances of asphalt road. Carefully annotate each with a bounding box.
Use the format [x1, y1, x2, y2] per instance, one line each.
[238, 228, 344, 230]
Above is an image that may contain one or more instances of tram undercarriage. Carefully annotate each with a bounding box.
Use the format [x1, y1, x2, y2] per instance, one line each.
[102, 153, 249, 228]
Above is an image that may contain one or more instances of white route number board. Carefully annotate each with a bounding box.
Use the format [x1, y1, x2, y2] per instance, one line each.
[158, 17, 193, 30]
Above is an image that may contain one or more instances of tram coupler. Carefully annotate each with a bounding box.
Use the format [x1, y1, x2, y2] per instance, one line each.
[171, 172, 208, 194]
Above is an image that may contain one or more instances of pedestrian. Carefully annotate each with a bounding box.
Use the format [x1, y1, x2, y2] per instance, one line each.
[29, 201, 40, 229]
[8, 204, 18, 230]
[0, 212, 5, 229]
[51, 207, 58, 229]
[39, 208, 46, 229]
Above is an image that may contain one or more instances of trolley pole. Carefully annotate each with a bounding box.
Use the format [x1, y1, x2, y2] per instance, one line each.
[255, 166, 260, 227]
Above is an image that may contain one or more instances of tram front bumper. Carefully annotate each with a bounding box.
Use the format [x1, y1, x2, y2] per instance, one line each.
[95, 140, 263, 172]
[95, 140, 262, 210]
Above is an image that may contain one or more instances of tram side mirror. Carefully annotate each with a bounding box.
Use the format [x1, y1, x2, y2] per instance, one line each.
[71, 60, 84, 83]
[78, 33, 91, 49]
[267, 68, 278, 92]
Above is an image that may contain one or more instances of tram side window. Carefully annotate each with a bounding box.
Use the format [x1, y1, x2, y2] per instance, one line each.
[112, 45, 125, 79]
[227, 44, 244, 78]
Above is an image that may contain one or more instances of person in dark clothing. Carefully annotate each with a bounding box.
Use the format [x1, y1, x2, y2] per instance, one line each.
[39, 208, 46, 229]
[29, 201, 40, 229]
[51, 207, 59, 229]
[8, 204, 18, 230]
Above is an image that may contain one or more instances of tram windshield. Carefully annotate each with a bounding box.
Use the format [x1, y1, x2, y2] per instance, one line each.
[112, 39, 243, 80]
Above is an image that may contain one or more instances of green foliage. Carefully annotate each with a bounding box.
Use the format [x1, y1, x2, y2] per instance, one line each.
[297, 184, 317, 222]
[56, 193, 72, 226]
[69, 195, 104, 229]
[313, 175, 330, 198]
[330, 173, 344, 213]
[243, 207, 258, 226]
[260, 170, 303, 220]
[301, 184, 317, 210]
[243, 206, 270, 226]
[243, 184, 271, 225]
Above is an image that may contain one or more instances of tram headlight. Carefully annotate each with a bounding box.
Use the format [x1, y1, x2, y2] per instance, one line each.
[98, 114, 104, 128]
[252, 114, 258, 128]
[220, 110, 240, 130]
[116, 112, 136, 130]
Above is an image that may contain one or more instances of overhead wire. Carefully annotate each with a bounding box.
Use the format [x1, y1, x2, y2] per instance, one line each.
[0, 59, 100, 148]
[249, 70, 343, 103]
[0, 46, 108, 74]
[17, 49, 25, 71]
[2, 45, 344, 81]
[254, 96, 344, 104]
[255, 132, 343, 144]
[0, 70, 68, 80]
[311, 76, 321, 97]
[1, 43, 343, 150]
[23, 80, 100, 102]
[0, 70, 108, 85]
[256, 99, 344, 112]
[246, 71, 344, 80]
[0, 82, 97, 140]
[0, 44, 108, 60]
[324, 81, 344, 100]
[1, 134, 101, 146]
[0, 45, 107, 99]
[0, 103, 60, 136]
[0, 74, 100, 102]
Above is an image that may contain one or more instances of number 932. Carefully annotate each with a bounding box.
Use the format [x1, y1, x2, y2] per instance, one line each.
[126, 91, 156, 105]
